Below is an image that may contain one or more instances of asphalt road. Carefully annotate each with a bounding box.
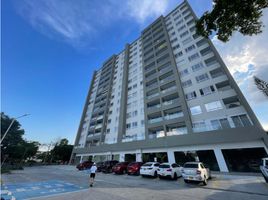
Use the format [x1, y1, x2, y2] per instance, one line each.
[1, 165, 268, 200]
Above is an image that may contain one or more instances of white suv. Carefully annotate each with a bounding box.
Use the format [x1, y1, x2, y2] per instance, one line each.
[260, 158, 268, 183]
[140, 162, 160, 177]
[182, 162, 211, 185]
[157, 163, 182, 180]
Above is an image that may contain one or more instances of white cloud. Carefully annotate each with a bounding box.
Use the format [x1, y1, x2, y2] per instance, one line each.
[126, 0, 171, 24]
[14, 0, 178, 49]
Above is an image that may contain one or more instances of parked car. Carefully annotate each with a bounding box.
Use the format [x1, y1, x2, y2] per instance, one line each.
[96, 161, 104, 172]
[127, 162, 144, 175]
[76, 161, 93, 170]
[140, 162, 160, 177]
[182, 162, 211, 185]
[112, 162, 129, 174]
[101, 160, 119, 173]
[260, 158, 268, 183]
[157, 163, 182, 180]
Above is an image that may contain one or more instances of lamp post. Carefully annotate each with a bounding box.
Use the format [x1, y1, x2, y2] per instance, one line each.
[0, 113, 30, 144]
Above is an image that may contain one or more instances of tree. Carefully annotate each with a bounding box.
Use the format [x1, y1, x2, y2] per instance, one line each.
[254, 76, 268, 97]
[50, 138, 73, 163]
[1, 112, 39, 164]
[196, 0, 268, 42]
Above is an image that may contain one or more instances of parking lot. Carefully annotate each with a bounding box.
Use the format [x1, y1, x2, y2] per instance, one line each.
[1, 165, 268, 200]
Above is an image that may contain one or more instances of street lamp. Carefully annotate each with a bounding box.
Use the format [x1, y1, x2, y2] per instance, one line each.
[0, 113, 30, 144]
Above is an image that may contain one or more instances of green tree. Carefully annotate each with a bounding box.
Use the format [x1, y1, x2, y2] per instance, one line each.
[51, 138, 73, 163]
[196, 0, 268, 42]
[1, 113, 39, 163]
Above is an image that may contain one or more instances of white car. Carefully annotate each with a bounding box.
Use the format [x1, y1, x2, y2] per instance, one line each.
[140, 162, 160, 177]
[260, 158, 268, 183]
[182, 162, 211, 185]
[157, 163, 182, 180]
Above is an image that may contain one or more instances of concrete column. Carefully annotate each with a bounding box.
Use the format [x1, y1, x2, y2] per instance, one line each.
[119, 153, 125, 162]
[136, 149, 142, 162]
[167, 150, 175, 163]
[79, 156, 83, 163]
[214, 148, 229, 172]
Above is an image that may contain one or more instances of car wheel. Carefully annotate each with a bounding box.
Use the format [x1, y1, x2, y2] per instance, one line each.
[141, 175, 145, 178]
[158, 175, 163, 179]
[154, 171, 157, 178]
[184, 179, 189, 183]
[203, 176, 208, 186]
[173, 173, 177, 180]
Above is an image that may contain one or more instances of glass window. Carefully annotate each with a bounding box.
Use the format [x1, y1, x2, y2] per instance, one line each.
[191, 62, 204, 72]
[211, 120, 221, 130]
[180, 30, 189, 38]
[200, 86, 215, 96]
[190, 106, 202, 115]
[179, 69, 189, 77]
[205, 101, 223, 112]
[182, 37, 192, 45]
[185, 91, 197, 100]
[185, 44, 196, 53]
[182, 79, 192, 88]
[175, 51, 183, 58]
[240, 114, 252, 126]
[195, 73, 209, 83]
[231, 116, 243, 127]
[132, 122, 138, 128]
[220, 118, 230, 129]
[126, 123, 131, 129]
[188, 53, 200, 61]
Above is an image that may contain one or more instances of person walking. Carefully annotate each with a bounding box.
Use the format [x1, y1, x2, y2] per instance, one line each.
[89, 163, 97, 187]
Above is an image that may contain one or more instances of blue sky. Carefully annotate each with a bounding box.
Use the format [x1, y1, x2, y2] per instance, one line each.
[2, 0, 268, 145]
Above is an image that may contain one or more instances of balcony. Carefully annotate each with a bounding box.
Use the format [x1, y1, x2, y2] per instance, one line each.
[147, 92, 160, 99]
[161, 86, 177, 94]
[166, 127, 187, 136]
[147, 104, 161, 110]
[164, 112, 184, 120]
[95, 124, 102, 129]
[148, 117, 163, 124]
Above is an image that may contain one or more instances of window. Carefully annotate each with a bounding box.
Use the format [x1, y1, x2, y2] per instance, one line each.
[231, 114, 252, 127]
[179, 68, 189, 77]
[193, 121, 206, 131]
[170, 38, 178, 44]
[126, 123, 131, 129]
[180, 30, 189, 38]
[185, 91, 197, 100]
[195, 73, 209, 83]
[175, 51, 183, 58]
[132, 110, 138, 116]
[132, 122, 138, 128]
[133, 84, 137, 89]
[185, 44, 196, 53]
[191, 62, 204, 72]
[190, 106, 202, 115]
[188, 53, 200, 61]
[200, 86, 215, 96]
[175, 19, 184, 26]
[211, 120, 221, 130]
[177, 25, 186, 32]
[182, 37, 192, 45]
[182, 79, 192, 88]
[127, 112, 131, 118]
[205, 101, 223, 112]
[141, 120, 145, 126]
[172, 44, 180, 50]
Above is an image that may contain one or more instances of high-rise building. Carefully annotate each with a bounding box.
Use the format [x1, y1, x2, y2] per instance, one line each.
[71, 0, 268, 172]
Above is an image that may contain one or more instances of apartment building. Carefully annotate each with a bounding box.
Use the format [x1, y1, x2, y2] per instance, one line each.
[71, 0, 268, 172]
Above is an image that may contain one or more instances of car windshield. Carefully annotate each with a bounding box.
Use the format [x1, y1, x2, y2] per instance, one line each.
[143, 163, 153, 167]
[183, 163, 198, 168]
[159, 164, 170, 168]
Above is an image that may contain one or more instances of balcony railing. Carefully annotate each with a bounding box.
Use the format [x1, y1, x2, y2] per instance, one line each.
[147, 93, 159, 99]
[166, 127, 187, 136]
[161, 86, 177, 94]
[148, 117, 163, 124]
[148, 104, 161, 110]
[164, 112, 184, 120]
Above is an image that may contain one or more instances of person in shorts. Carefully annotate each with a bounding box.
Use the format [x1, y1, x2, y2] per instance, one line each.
[90, 163, 97, 187]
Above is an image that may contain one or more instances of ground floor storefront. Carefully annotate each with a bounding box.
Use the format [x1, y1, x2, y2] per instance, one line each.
[74, 141, 268, 172]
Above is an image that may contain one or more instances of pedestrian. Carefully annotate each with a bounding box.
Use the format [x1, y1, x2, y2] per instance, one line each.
[89, 163, 97, 187]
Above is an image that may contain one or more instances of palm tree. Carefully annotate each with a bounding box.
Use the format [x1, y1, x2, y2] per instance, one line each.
[254, 76, 268, 97]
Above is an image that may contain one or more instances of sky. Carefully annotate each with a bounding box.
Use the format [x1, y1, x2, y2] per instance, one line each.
[2, 0, 268, 145]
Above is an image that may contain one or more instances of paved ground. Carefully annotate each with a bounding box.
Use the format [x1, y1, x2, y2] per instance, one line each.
[1, 165, 268, 200]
